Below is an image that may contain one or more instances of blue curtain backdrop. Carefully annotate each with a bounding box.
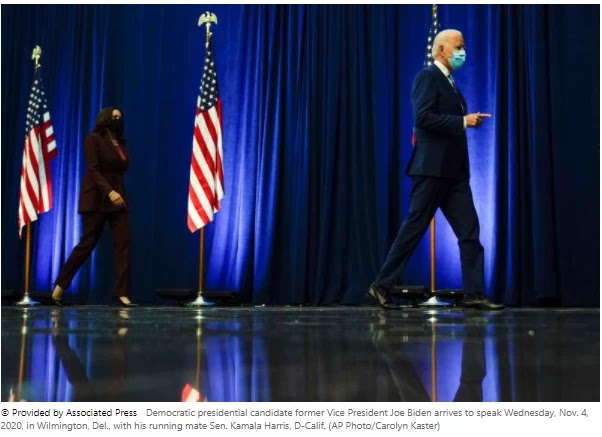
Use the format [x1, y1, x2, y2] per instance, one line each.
[2, 5, 599, 305]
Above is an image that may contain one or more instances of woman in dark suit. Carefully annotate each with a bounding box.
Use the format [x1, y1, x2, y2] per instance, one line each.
[51, 107, 137, 307]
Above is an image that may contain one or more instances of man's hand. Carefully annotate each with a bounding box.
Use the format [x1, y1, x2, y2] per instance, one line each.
[108, 190, 126, 208]
[465, 112, 492, 128]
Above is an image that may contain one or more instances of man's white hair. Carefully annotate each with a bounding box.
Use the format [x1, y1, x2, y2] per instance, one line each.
[431, 29, 462, 58]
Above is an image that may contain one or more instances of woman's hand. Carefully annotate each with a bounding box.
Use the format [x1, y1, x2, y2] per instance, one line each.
[108, 190, 126, 208]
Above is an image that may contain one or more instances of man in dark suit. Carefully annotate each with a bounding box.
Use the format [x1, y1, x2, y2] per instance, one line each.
[369, 29, 503, 310]
[51, 107, 137, 307]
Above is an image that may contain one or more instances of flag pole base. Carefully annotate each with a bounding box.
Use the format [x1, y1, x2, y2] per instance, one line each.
[419, 295, 451, 307]
[16, 294, 39, 307]
[187, 293, 214, 307]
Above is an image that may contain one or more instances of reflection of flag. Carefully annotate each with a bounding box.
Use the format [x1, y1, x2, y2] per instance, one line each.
[413, 5, 441, 146]
[181, 383, 206, 402]
[18, 72, 57, 237]
[187, 37, 224, 233]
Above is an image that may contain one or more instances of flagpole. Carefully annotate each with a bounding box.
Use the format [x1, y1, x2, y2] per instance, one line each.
[195, 311, 202, 391]
[180, 311, 206, 401]
[188, 12, 218, 307]
[16, 225, 38, 306]
[16, 309, 29, 400]
[420, 5, 449, 307]
[188, 228, 213, 306]
[429, 318, 438, 401]
[430, 219, 436, 292]
[17, 46, 44, 307]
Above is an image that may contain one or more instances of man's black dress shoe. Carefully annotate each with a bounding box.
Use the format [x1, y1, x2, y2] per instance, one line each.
[367, 283, 400, 310]
[459, 293, 504, 310]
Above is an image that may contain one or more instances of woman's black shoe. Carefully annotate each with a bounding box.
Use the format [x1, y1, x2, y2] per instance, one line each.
[114, 297, 139, 307]
[51, 285, 65, 306]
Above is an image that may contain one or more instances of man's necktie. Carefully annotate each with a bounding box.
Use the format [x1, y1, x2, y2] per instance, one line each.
[448, 75, 464, 112]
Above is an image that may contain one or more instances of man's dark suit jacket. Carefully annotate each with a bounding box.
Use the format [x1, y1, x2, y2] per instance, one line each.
[406, 64, 469, 180]
[78, 131, 129, 213]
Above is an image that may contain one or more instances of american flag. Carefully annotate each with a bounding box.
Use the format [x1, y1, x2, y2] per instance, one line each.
[187, 37, 224, 233]
[413, 5, 441, 147]
[423, 5, 441, 67]
[18, 73, 57, 237]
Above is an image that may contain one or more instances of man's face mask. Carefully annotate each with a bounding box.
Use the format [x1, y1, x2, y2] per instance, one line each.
[449, 49, 466, 70]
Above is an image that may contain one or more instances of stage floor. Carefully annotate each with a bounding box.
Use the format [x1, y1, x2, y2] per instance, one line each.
[1, 306, 599, 402]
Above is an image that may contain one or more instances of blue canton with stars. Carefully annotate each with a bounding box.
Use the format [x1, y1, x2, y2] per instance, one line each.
[198, 39, 220, 112]
[25, 74, 50, 135]
[423, 9, 441, 67]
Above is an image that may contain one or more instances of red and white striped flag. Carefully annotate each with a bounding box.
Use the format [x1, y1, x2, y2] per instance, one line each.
[412, 5, 441, 147]
[18, 73, 57, 237]
[187, 37, 224, 233]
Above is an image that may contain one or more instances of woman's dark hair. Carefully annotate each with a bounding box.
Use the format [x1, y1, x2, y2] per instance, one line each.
[92, 106, 125, 142]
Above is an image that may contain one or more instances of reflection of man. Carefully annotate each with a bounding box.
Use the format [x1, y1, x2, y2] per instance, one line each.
[371, 316, 486, 402]
[369, 29, 502, 311]
[370, 324, 430, 401]
[453, 321, 486, 402]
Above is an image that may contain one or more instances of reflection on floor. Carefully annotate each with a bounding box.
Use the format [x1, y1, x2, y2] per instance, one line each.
[1, 306, 599, 402]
